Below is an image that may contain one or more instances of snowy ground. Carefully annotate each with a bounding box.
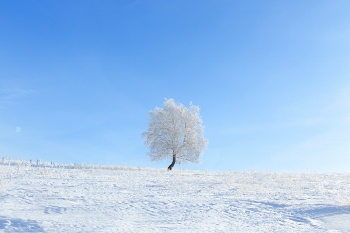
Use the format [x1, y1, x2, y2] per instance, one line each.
[1, 160, 350, 232]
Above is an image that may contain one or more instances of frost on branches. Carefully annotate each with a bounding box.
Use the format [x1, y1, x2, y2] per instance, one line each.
[143, 99, 208, 170]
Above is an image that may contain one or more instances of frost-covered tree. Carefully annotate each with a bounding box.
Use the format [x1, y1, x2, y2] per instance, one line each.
[143, 99, 208, 170]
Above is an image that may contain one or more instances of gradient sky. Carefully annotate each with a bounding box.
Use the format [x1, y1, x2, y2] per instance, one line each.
[1, 0, 350, 172]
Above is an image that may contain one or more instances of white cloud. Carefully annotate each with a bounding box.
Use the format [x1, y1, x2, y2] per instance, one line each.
[263, 84, 350, 172]
[0, 88, 37, 109]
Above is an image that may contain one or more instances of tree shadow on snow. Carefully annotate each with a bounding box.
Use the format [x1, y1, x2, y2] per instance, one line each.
[295, 204, 350, 219]
[0, 216, 45, 232]
[250, 200, 350, 219]
[247, 200, 350, 227]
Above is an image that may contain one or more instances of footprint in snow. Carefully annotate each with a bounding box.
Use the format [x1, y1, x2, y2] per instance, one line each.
[44, 206, 67, 214]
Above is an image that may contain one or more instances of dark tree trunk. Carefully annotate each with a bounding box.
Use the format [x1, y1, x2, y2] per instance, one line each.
[167, 153, 176, 171]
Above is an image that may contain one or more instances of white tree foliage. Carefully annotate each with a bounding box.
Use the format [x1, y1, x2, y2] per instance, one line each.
[143, 99, 208, 165]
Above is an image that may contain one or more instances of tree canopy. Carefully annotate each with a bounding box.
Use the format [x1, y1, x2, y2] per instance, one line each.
[143, 99, 208, 170]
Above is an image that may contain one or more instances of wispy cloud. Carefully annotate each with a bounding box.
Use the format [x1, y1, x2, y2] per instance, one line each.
[0, 88, 37, 109]
[262, 83, 350, 172]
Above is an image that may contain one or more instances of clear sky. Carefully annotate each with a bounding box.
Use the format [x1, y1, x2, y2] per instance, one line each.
[1, 0, 350, 172]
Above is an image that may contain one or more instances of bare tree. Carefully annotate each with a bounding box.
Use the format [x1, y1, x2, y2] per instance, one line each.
[143, 99, 208, 170]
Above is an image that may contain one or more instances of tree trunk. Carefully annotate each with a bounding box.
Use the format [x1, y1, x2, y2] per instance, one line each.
[167, 153, 176, 170]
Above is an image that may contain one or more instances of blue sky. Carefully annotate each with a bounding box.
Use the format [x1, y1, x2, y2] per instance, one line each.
[1, 0, 350, 172]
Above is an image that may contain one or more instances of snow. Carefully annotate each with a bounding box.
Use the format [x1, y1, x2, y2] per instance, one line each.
[1, 160, 350, 232]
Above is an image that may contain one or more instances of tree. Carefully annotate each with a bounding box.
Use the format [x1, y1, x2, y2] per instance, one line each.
[142, 99, 208, 170]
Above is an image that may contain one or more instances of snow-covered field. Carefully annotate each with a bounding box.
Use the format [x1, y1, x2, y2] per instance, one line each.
[1, 159, 350, 232]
